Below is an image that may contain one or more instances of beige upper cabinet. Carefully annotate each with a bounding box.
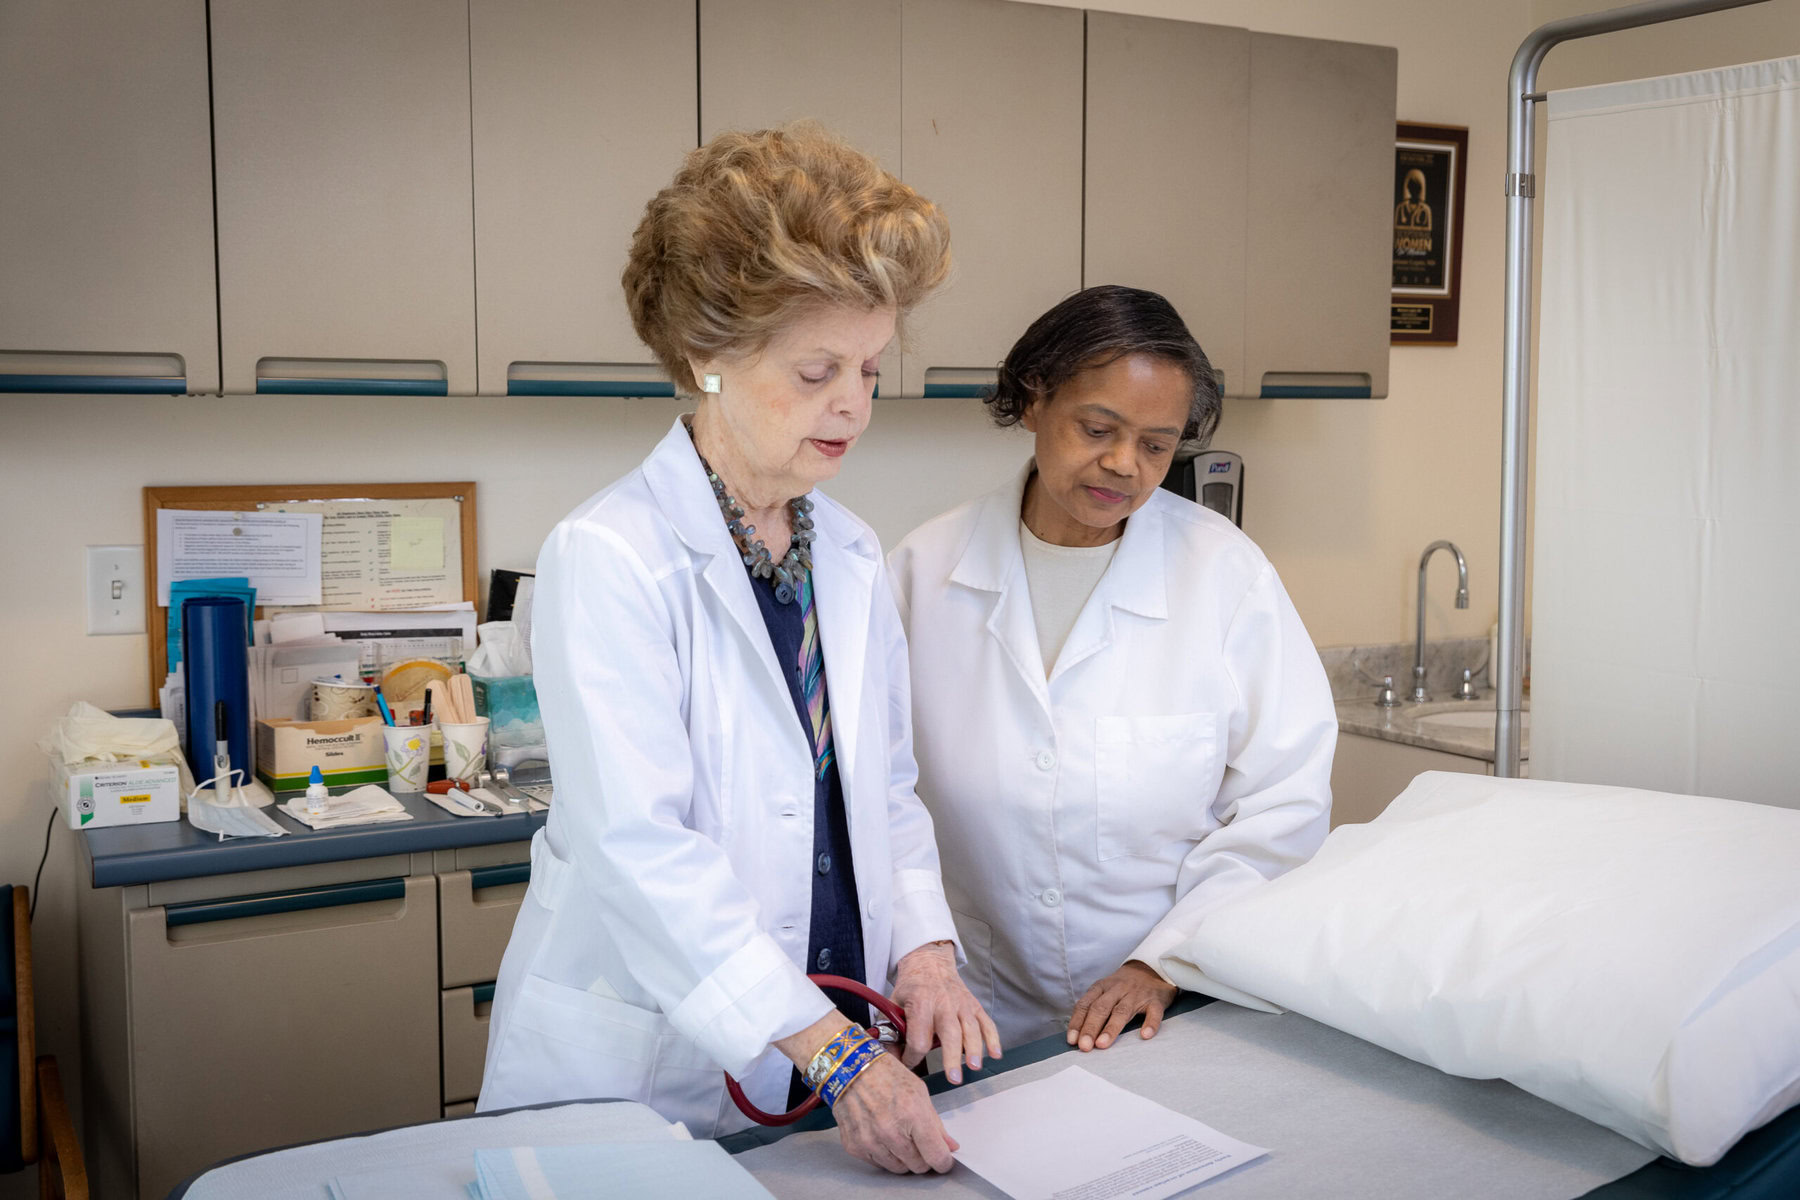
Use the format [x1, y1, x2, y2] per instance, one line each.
[700, 0, 903, 392]
[472, 0, 696, 397]
[701, 0, 900, 171]
[900, 0, 1084, 397]
[1085, 13, 1250, 400]
[0, 0, 218, 393]
[1244, 32, 1397, 399]
[211, 0, 477, 395]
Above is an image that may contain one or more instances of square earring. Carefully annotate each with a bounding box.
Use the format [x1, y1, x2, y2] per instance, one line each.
[701, 373, 722, 394]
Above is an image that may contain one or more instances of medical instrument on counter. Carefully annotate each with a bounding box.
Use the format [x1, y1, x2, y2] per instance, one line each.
[725, 975, 929, 1126]
[1412, 540, 1469, 702]
[474, 768, 524, 811]
[212, 701, 232, 799]
[304, 765, 330, 817]
[430, 777, 506, 815]
[489, 765, 535, 808]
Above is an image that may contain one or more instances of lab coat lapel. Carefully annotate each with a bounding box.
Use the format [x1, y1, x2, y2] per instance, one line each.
[948, 463, 1054, 717]
[1050, 498, 1169, 683]
[641, 420, 792, 712]
[808, 502, 875, 803]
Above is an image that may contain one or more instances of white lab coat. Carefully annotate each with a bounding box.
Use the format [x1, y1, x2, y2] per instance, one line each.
[888, 463, 1335, 1047]
[479, 419, 958, 1135]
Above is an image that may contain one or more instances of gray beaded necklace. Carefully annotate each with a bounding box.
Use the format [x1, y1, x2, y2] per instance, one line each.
[695, 448, 817, 605]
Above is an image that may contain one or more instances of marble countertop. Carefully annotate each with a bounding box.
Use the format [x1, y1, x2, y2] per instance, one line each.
[1335, 692, 1530, 763]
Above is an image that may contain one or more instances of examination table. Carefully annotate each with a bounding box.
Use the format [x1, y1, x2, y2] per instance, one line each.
[171, 995, 1800, 1199]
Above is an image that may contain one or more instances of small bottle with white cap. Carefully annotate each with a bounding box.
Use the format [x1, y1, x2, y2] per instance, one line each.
[304, 765, 330, 817]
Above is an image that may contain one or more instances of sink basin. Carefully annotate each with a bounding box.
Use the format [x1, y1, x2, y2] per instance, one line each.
[1413, 708, 1530, 733]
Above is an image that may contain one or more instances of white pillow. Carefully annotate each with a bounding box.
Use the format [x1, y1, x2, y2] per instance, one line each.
[1160, 771, 1800, 1166]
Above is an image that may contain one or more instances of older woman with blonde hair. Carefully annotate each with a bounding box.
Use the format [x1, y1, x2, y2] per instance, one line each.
[478, 126, 998, 1175]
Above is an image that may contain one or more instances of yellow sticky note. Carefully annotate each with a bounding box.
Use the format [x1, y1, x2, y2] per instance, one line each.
[390, 517, 445, 571]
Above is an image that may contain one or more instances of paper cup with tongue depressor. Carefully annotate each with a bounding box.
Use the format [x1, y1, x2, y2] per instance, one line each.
[381, 722, 432, 793]
[439, 717, 490, 784]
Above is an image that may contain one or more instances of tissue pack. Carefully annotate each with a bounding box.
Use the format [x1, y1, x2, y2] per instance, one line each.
[51, 756, 181, 830]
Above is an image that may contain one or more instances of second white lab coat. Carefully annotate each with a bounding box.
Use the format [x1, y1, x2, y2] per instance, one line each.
[888, 463, 1335, 1047]
[478, 419, 958, 1135]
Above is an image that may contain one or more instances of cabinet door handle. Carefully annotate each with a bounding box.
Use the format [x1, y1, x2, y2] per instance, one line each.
[255, 357, 447, 396]
[164, 877, 407, 927]
[0, 351, 185, 394]
[1257, 371, 1372, 399]
[468, 862, 530, 892]
[506, 361, 674, 397]
[921, 367, 998, 399]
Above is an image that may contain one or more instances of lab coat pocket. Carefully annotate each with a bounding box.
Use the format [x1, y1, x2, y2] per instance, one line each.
[1094, 713, 1221, 861]
[495, 973, 663, 1104]
[950, 909, 998, 1013]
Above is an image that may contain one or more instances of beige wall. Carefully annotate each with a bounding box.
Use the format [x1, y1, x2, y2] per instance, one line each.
[6, 0, 1796, 1185]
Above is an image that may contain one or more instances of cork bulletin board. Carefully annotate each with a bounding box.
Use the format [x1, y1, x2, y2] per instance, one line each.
[142, 482, 478, 703]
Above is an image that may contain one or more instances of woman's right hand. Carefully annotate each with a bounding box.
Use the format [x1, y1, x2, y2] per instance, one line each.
[831, 1050, 958, 1174]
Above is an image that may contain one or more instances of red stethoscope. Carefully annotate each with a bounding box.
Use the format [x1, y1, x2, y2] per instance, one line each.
[725, 975, 927, 1126]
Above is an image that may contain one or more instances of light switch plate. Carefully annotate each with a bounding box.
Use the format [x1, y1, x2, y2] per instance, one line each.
[86, 545, 146, 635]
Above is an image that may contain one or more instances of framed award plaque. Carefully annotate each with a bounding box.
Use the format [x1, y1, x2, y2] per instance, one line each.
[1391, 122, 1468, 345]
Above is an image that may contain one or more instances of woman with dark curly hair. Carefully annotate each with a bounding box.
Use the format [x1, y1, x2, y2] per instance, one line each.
[479, 126, 996, 1173]
[889, 284, 1336, 1054]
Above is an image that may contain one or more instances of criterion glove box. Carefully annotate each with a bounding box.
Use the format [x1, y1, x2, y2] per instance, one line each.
[50, 755, 181, 830]
[255, 716, 386, 792]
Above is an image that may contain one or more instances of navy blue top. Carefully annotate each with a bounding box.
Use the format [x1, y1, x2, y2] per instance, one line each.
[746, 569, 868, 1106]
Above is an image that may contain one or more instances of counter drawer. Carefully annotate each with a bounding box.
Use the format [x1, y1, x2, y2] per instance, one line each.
[442, 983, 494, 1105]
[126, 874, 439, 1199]
[439, 863, 528, 988]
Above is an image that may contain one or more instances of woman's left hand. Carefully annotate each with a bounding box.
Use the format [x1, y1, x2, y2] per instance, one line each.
[1067, 960, 1178, 1051]
[890, 942, 1002, 1085]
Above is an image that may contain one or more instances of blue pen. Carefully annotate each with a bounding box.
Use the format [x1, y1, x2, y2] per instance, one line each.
[377, 693, 395, 726]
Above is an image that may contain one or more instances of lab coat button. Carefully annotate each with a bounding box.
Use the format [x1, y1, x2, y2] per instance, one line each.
[816, 852, 831, 876]
[1040, 887, 1062, 907]
[1035, 750, 1056, 771]
[816, 948, 833, 971]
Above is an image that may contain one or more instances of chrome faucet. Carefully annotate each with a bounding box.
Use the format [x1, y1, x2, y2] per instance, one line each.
[1412, 540, 1469, 702]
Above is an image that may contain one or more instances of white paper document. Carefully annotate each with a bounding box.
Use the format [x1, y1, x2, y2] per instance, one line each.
[157, 510, 324, 606]
[262, 498, 464, 610]
[939, 1066, 1267, 1200]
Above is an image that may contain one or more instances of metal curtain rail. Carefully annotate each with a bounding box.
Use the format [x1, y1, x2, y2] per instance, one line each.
[1494, 0, 1772, 777]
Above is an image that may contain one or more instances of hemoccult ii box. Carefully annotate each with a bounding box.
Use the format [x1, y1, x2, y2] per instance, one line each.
[50, 757, 181, 830]
[255, 716, 386, 792]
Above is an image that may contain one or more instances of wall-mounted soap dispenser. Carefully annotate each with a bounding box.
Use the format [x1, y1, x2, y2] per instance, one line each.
[1160, 449, 1244, 527]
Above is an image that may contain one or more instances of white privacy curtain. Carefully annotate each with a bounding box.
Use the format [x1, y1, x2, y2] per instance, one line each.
[1533, 56, 1800, 806]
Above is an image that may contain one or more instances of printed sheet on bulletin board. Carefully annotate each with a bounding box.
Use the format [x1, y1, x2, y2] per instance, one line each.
[256, 497, 464, 611]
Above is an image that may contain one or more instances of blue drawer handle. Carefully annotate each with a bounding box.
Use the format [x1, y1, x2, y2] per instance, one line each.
[257, 378, 447, 396]
[164, 878, 407, 927]
[472, 982, 497, 1006]
[0, 373, 185, 394]
[1259, 383, 1373, 399]
[469, 862, 530, 891]
[921, 383, 992, 399]
[507, 379, 676, 398]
